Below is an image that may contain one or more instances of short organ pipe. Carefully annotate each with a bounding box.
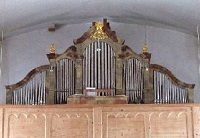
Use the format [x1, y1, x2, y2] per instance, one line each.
[153, 70, 189, 104]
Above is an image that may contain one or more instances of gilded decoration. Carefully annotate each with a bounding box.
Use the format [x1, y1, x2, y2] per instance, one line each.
[142, 43, 148, 53]
[90, 21, 108, 40]
[50, 43, 56, 53]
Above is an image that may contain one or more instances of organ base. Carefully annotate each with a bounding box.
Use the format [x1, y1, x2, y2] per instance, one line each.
[67, 95, 127, 104]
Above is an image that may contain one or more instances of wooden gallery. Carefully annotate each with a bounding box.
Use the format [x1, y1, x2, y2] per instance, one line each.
[1, 19, 199, 137]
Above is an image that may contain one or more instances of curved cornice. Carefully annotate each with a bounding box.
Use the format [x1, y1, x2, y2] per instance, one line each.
[5, 65, 49, 90]
[150, 64, 195, 89]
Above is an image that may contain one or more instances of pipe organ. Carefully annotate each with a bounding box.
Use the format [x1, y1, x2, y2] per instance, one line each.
[5, 19, 195, 105]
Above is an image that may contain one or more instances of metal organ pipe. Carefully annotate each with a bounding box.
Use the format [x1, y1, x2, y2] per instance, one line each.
[126, 60, 130, 102]
[113, 49, 115, 96]
[91, 43, 94, 87]
[134, 59, 137, 101]
[102, 42, 105, 92]
[107, 43, 110, 91]
[88, 45, 91, 87]
[98, 41, 101, 90]
[131, 59, 134, 101]
[55, 58, 75, 104]
[95, 42, 97, 88]
[11, 70, 47, 105]
[153, 70, 189, 104]
[124, 58, 144, 103]
[83, 41, 115, 96]
[61, 60, 64, 102]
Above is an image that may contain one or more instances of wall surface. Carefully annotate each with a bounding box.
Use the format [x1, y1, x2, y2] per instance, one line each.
[0, 22, 199, 104]
[0, 104, 200, 138]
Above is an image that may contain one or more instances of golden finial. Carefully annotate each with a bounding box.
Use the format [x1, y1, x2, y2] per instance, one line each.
[142, 43, 148, 53]
[90, 21, 108, 40]
[50, 43, 56, 53]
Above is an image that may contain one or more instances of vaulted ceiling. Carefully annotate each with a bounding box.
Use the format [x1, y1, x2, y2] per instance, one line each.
[0, 0, 199, 39]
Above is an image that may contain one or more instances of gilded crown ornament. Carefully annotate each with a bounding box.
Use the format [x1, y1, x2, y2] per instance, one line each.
[50, 43, 56, 54]
[90, 21, 108, 40]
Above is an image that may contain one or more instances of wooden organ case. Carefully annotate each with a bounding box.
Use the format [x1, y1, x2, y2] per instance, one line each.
[5, 19, 195, 105]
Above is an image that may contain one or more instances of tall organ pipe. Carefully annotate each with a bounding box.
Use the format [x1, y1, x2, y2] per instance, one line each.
[83, 41, 115, 96]
[55, 58, 75, 104]
[124, 58, 144, 103]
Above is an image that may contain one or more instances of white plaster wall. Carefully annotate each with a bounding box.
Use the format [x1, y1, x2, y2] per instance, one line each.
[0, 22, 199, 104]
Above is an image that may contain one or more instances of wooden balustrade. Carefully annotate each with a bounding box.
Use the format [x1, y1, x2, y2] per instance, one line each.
[0, 104, 200, 137]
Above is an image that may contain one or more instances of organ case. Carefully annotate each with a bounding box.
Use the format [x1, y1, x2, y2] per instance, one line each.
[5, 19, 195, 105]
